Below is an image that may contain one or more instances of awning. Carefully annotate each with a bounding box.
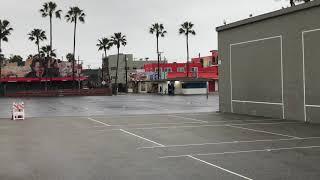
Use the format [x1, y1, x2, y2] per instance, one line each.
[0, 77, 87, 83]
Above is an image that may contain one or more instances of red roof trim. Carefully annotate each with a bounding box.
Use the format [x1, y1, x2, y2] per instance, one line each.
[0, 77, 87, 83]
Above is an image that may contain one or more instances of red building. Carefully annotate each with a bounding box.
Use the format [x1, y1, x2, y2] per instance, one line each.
[144, 50, 219, 92]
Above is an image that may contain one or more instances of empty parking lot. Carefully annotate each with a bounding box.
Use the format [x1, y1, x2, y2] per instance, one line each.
[1, 111, 320, 180]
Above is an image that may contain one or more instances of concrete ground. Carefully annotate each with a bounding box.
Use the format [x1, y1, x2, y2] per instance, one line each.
[0, 94, 218, 118]
[1, 95, 320, 179]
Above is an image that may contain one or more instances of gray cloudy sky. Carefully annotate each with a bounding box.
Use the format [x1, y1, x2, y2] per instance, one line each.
[1, 0, 288, 68]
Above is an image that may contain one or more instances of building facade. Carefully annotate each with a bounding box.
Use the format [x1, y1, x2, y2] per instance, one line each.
[217, 1, 320, 122]
[103, 54, 157, 91]
[144, 51, 219, 92]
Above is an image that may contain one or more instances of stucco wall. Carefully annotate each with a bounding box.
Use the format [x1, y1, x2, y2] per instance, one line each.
[217, 2, 320, 122]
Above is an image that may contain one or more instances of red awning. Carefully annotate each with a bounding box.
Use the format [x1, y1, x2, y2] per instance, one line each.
[0, 77, 87, 83]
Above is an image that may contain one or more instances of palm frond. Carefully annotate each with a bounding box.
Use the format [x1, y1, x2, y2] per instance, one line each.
[55, 10, 62, 19]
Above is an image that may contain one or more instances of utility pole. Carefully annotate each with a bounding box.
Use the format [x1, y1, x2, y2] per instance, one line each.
[101, 54, 104, 85]
[125, 55, 128, 93]
[78, 56, 81, 91]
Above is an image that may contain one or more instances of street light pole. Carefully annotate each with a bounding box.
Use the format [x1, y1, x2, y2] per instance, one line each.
[125, 55, 128, 93]
[78, 56, 81, 91]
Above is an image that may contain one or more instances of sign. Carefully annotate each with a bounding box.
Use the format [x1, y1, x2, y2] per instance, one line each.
[12, 102, 25, 120]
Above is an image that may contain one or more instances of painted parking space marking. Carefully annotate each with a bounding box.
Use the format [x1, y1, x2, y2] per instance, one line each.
[159, 145, 320, 159]
[167, 115, 208, 123]
[187, 155, 253, 180]
[138, 136, 320, 149]
[119, 129, 164, 147]
[87, 118, 111, 126]
[227, 125, 299, 139]
[108, 121, 301, 131]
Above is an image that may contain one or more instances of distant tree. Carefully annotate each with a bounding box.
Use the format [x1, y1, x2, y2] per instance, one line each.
[110, 32, 127, 95]
[65, 6, 86, 88]
[97, 37, 112, 83]
[40, 1, 62, 54]
[8, 55, 24, 66]
[179, 21, 196, 77]
[149, 23, 167, 80]
[66, 53, 74, 62]
[28, 28, 47, 56]
[40, 45, 56, 58]
[0, 19, 13, 54]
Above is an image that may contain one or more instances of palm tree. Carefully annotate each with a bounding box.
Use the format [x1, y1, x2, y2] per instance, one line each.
[28, 29, 47, 56]
[66, 53, 74, 62]
[97, 37, 112, 83]
[179, 21, 196, 77]
[0, 19, 13, 81]
[110, 33, 127, 95]
[0, 19, 13, 54]
[40, 1, 62, 54]
[65, 6, 85, 88]
[40, 45, 56, 58]
[149, 23, 167, 80]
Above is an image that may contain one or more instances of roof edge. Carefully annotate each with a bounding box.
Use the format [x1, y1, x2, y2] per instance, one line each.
[216, 1, 320, 32]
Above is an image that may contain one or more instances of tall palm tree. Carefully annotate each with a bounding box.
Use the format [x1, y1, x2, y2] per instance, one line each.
[0, 19, 13, 54]
[40, 1, 62, 54]
[28, 29, 47, 56]
[149, 23, 167, 80]
[179, 21, 196, 77]
[110, 33, 127, 95]
[97, 37, 112, 84]
[65, 6, 85, 88]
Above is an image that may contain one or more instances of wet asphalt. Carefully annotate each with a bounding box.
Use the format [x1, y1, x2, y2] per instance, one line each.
[1, 95, 320, 180]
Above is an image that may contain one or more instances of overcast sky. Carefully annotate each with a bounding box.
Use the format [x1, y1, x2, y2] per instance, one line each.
[0, 0, 289, 68]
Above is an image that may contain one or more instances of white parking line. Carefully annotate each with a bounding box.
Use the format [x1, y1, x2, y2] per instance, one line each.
[138, 136, 320, 149]
[107, 121, 206, 127]
[138, 137, 306, 149]
[167, 115, 208, 123]
[159, 145, 320, 159]
[227, 125, 299, 139]
[119, 129, 164, 147]
[87, 118, 111, 126]
[116, 122, 300, 131]
[187, 155, 253, 180]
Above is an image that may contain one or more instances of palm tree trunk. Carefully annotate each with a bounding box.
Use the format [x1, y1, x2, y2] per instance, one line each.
[0, 42, 2, 80]
[37, 43, 40, 56]
[186, 34, 189, 77]
[104, 49, 110, 86]
[115, 47, 120, 95]
[156, 35, 160, 80]
[72, 19, 77, 89]
[50, 15, 53, 53]
[0, 40, 2, 80]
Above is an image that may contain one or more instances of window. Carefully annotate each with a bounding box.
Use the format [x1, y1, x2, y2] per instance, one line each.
[133, 67, 137, 70]
[164, 67, 172, 72]
[191, 67, 198, 72]
[155, 68, 162, 72]
[177, 67, 185, 72]
[182, 82, 206, 89]
[125, 67, 130, 70]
